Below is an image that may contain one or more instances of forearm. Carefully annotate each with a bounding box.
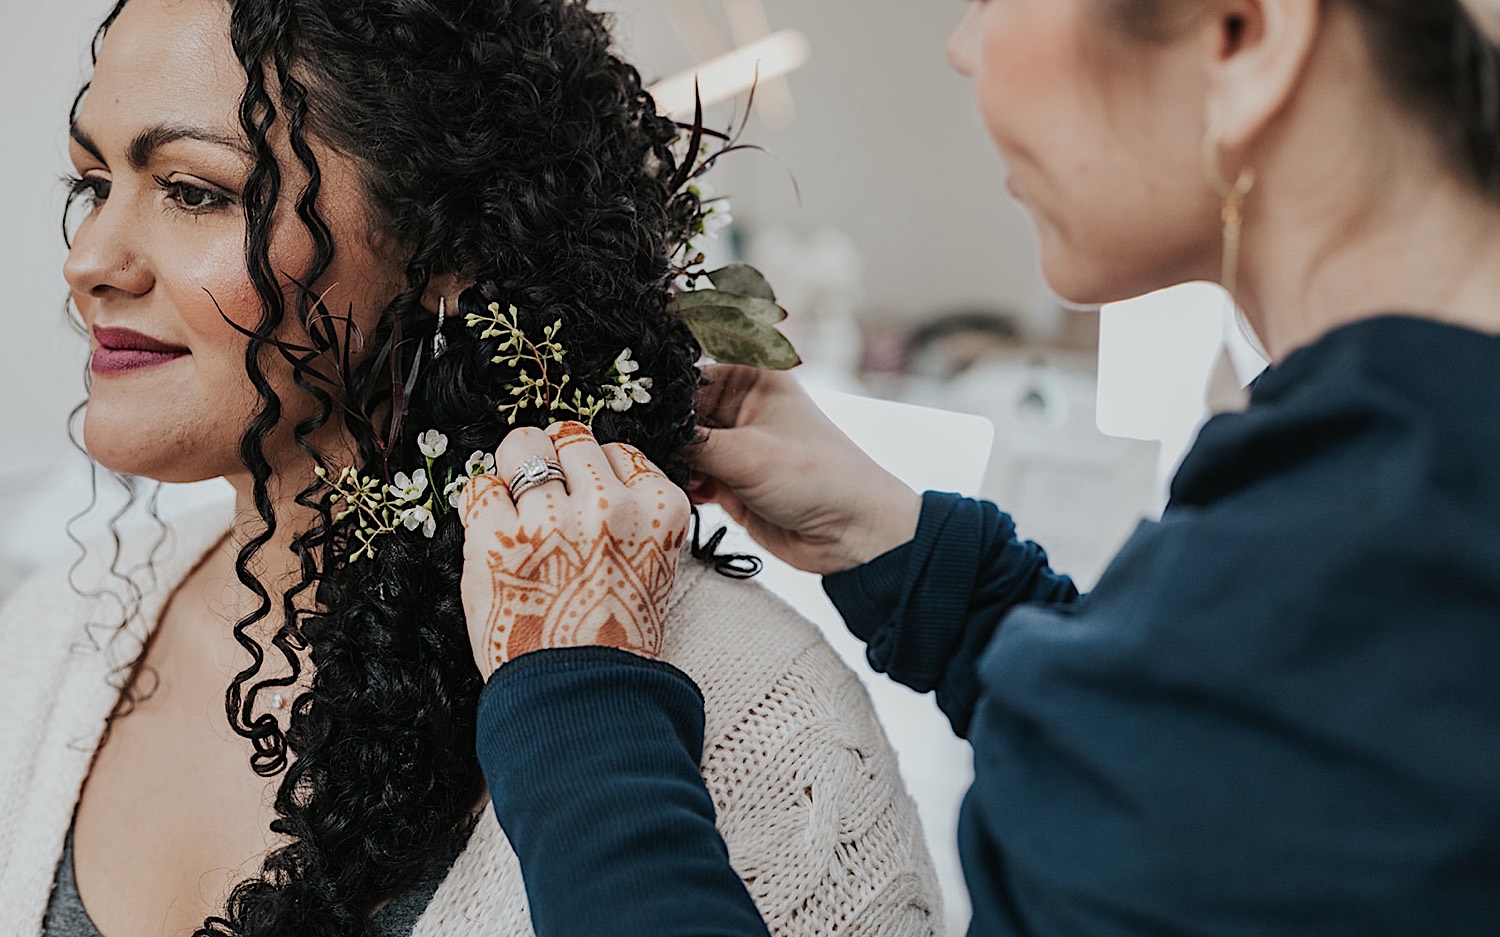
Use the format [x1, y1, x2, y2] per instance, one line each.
[823, 491, 1079, 737]
[477, 648, 770, 937]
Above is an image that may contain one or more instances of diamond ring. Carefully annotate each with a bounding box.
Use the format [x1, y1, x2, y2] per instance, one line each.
[508, 455, 567, 500]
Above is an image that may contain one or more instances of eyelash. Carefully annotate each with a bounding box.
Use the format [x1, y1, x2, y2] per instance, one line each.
[64, 174, 109, 211]
[154, 175, 234, 214]
[62, 173, 234, 216]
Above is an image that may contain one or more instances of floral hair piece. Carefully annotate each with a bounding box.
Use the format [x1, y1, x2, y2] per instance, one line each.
[317, 81, 797, 562]
[660, 79, 800, 371]
[316, 430, 463, 561]
[318, 309, 656, 560]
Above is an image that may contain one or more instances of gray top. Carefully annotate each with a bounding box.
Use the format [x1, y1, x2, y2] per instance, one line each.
[42, 823, 458, 936]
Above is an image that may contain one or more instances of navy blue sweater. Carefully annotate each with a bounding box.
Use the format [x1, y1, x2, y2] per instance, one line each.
[477, 316, 1500, 936]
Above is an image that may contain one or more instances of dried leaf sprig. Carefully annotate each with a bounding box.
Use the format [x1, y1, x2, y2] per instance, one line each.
[659, 79, 801, 371]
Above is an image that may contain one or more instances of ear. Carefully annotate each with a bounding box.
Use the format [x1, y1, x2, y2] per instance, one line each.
[1202, 0, 1321, 153]
[421, 271, 472, 315]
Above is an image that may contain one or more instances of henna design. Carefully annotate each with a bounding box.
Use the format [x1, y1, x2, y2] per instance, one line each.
[462, 474, 511, 525]
[551, 421, 595, 449]
[615, 445, 663, 487]
[478, 521, 677, 667]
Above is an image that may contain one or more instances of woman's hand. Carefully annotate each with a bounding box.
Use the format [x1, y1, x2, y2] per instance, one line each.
[690, 365, 922, 576]
[457, 421, 691, 681]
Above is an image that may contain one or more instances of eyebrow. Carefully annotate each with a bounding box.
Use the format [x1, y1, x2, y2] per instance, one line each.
[69, 122, 253, 170]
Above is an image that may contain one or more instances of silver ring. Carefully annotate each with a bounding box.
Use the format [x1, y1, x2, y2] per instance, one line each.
[508, 456, 566, 501]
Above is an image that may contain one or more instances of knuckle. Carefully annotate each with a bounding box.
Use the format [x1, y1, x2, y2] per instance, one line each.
[504, 426, 547, 447]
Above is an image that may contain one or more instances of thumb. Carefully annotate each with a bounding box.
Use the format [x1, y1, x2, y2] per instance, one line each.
[688, 426, 767, 490]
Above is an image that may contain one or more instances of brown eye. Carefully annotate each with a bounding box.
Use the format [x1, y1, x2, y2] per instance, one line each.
[67, 175, 111, 207]
[177, 184, 215, 208]
[155, 175, 232, 213]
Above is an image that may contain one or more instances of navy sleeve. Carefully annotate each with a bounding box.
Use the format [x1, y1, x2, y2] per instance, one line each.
[823, 490, 1080, 737]
[477, 647, 770, 937]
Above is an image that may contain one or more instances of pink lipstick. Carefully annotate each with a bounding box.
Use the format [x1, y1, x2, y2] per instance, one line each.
[91, 326, 190, 376]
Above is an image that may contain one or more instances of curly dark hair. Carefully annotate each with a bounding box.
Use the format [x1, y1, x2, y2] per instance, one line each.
[73, 0, 706, 933]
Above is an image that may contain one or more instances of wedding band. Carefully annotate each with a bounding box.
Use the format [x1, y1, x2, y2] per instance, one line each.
[508, 456, 567, 500]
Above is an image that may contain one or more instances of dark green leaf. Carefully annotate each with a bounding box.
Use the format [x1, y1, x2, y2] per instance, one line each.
[671, 288, 786, 326]
[670, 302, 801, 370]
[707, 263, 777, 302]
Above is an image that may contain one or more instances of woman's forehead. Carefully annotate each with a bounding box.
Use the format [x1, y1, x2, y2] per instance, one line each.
[81, 0, 244, 146]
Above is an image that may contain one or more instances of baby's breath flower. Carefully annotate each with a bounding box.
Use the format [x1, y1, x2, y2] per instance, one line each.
[614, 348, 640, 376]
[627, 377, 653, 405]
[389, 470, 428, 503]
[465, 451, 496, 477]
[444, 477, 469, 508]
[401, 505, 437, 538]
[605, 379, 652, 412]
[702, 202, 733, 239]
[417, 429, 448, 459]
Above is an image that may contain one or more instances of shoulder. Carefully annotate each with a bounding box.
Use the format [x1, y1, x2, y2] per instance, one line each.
[0, 504, 232, 658]
[662, 561, 944, 936]
[659, 560, 822, 731]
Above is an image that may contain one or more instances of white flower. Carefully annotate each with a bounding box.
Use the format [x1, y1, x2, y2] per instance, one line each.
[417, 429, 448, 459]
[389, 469, 428, 503]
[464, 450, 495, 477]
[605, 384, 632, 412]
[614, 348, 639, 377]
[444, 476, 469, 508]
[401, 505, 436, 538]
[702, 203, 733, 238]
[606, 378, 654, 412]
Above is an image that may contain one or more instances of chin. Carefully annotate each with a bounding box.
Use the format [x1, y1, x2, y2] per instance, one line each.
[82, 410, 222, 484]
[1041, 270, 1130, 309]
[1040, 253, 1178, 309]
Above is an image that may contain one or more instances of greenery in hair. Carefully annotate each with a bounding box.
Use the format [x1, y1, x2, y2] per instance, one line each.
[466, 302, 607, 427]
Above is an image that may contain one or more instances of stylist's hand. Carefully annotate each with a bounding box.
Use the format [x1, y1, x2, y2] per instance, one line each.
[691, 365, 921, 576]
[457, 421, 691, 681]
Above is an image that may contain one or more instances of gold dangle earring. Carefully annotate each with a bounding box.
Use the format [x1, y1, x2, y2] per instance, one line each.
[1201, 124, 1256, 303]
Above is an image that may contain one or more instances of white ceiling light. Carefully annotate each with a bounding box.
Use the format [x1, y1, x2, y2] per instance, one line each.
[653, 0, 809, 129]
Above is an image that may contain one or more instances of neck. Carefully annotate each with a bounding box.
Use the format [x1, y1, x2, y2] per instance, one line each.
[213, 467, 326, 627]
[1237, 169, 1500, 362]
[1225, 30, 1500, 362]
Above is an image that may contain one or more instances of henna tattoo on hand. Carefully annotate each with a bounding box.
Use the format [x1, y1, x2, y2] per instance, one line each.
[462, 474, 511, 524]
[550, 421, 596, 450]
[614, 444, 662, 487]
[475, 520, 678, 669]
[461, 428, 689, 676]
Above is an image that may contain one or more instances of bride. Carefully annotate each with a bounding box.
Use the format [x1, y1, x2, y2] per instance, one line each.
[0, 0, 938, 934]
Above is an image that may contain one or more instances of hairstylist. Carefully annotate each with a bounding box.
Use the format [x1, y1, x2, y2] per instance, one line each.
[463, 0, 1500, 933]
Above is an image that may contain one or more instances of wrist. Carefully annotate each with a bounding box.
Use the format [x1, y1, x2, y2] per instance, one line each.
[835, 483, 921, 573]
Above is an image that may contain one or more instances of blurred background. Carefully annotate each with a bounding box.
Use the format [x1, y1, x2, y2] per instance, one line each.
[0, 2, 1267, 930]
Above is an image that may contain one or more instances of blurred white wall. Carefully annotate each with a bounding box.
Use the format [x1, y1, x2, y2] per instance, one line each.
[0, 4, 101, 475]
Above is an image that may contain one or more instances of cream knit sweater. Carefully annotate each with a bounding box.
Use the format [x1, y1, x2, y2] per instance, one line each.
[0, 505, 941, 935]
